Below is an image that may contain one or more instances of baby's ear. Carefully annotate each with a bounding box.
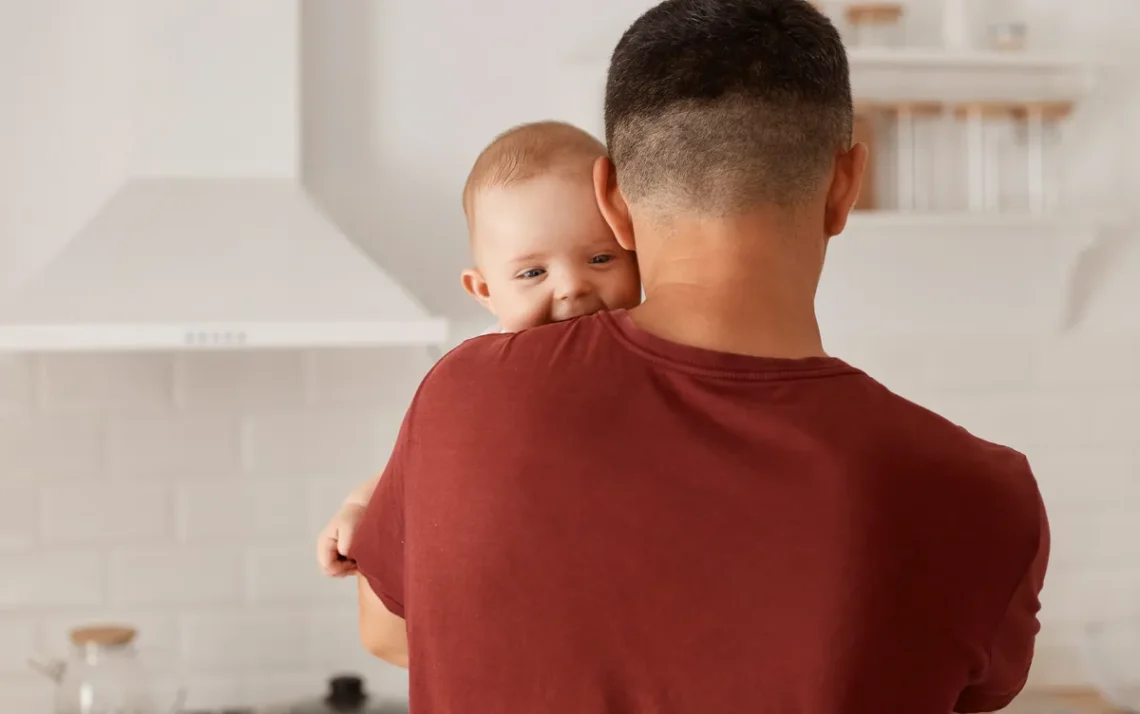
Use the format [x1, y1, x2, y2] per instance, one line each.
[460, 268, 493, 310]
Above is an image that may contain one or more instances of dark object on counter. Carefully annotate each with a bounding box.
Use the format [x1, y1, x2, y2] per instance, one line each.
[286, 675, 408, 714]
[327, 676, 366, 711]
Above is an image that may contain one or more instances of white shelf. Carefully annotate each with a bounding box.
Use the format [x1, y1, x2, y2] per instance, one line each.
[562, 47, 1094, 120]
[844, 211, 1116, 232]
[821, 211, 1111, 336]
[848, 48, 1093, 104]
[848, 47, 1087, 71]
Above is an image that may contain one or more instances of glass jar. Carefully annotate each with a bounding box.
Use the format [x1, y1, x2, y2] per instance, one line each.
[30, 625, 186, 714]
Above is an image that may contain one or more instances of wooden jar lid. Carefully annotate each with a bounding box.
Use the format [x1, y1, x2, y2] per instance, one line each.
[70, 625, 137, 647]
[846, 3, 903, 23]
[855, 100, 943, 116]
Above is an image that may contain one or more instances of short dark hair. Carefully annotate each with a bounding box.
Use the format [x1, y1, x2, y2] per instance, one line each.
[604, 0, 853, 211]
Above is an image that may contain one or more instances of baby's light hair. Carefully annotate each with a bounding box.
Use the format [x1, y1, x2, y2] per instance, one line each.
[462, 121, 608, 224]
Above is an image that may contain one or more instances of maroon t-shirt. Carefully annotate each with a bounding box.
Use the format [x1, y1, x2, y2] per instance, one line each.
[351, 310, 1048, 714]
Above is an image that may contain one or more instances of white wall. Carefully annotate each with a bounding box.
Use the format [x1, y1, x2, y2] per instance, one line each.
[2, 0, 1140, 710]
[0, 0, 133, 292]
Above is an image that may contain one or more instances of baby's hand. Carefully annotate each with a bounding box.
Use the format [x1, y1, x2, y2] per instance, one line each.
[316, 503, 366, 577]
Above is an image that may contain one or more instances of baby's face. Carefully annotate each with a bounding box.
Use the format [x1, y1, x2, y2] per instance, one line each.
[467, 174, 641, 332]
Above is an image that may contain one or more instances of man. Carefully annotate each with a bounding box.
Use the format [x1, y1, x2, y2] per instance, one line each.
[350, 0, 1049, 711]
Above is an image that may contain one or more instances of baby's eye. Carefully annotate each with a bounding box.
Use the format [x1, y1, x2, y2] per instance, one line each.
[589, 254, 614, 265]
[516, 268, 546, 280]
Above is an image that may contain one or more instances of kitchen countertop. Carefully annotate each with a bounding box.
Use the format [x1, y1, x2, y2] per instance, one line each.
[1011, 688, 1118, 713]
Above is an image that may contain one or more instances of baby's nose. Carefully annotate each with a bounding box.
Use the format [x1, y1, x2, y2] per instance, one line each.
[556, 274, 592, 300]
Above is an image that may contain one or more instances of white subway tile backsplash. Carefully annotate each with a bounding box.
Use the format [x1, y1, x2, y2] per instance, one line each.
[306, 477, 371, 534]
[246, 544, 352, 604]
[0, 415, 103, 480]
[0, 676, 53, 713]
[107, 415, 241, 478]
[1035, 336, 1140, 387]
[1025, 644, 1089, 688]
[109, 547, 243, 606]
[37, 354, 173, 412]
[1036, 391, 1140, 448]
[305, 348, 432, 406]
[1048, 507, 1140, 567]
[1041, 567, 1140, 624]
[244, 670, 339, 707]
[177, 479, 309, 542]
[0, 618, 39, 673]
[1033, 445, 1140, 508]
[243, 411, 399, 477]
[179, 608, 307, 668]
[305, 611, 376, 672]
[0, 356, 33, 415]
[175, 352, 306, 411]
[0, 551, 104, 609]
[41, 481, 171, 544]
[179, 673, 248, 711]
[919, 337, 1041, 392]
[0, 485, 38, 550]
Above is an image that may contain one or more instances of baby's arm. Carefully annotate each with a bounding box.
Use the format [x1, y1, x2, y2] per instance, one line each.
[344, 474, 379, 508]
[316, 474, 381, 577]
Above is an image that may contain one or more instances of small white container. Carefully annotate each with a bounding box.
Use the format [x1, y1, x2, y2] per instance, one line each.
[941, 0, 972, 50]
[987, 22, 1028, 51]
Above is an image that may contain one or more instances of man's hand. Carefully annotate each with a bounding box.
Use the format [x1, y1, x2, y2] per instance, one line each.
[357, 575, 408, 668]
[316, 503, 366, 577]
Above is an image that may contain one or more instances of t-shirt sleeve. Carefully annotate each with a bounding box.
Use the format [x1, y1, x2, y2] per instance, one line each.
[954, 487, 1050, 713]
[348, 406, 415, 619]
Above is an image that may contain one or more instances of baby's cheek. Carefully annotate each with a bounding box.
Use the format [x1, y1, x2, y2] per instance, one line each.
[499, 296, 553, 331]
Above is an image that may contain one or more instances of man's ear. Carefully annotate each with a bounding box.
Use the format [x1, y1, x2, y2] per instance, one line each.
[593, 156, 635, 252]
[460, 268, 493, 311]
[824, 141, 868, 238]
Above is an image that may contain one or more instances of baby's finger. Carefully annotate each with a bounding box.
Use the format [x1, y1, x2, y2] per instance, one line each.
[317, 534, 341, 571]
[326, 556, 358, 577]
[338, 531, 355, 558]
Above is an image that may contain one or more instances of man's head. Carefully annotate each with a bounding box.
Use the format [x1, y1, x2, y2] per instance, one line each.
[596, 0, 864, 260]
[461, 121, 641, 332]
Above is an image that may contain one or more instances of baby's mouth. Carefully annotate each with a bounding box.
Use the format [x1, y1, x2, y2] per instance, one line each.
[554, 304, 603, 322]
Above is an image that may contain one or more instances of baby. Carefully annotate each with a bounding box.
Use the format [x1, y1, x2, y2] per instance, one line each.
[316, 120, 643, 576]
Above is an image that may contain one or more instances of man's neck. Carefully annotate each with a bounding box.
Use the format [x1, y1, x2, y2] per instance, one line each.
[627, 213, 828, 360]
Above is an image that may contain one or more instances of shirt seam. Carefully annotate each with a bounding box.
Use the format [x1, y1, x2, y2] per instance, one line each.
[600, 313, 865, 382]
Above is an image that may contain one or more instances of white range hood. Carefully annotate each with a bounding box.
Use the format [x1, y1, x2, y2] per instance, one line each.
[0, 0, 447, 352]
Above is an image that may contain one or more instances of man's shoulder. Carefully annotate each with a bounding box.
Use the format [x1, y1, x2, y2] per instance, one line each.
[429, 316, 610, 380]
[416, 316, 612, 400]
[849, 372, 1036, 492]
